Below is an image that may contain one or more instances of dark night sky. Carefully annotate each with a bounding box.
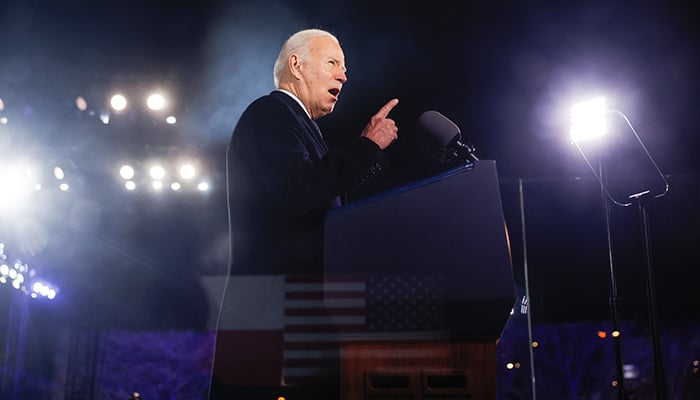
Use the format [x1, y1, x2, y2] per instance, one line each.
[1, 0, 699, 327]
[3, 0, 699, 175]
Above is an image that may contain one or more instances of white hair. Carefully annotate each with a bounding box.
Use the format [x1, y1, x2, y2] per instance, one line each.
[273, 28, 339, 88]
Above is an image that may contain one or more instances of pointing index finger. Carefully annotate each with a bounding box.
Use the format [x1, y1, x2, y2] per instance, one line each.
[375, 98, 399, 119]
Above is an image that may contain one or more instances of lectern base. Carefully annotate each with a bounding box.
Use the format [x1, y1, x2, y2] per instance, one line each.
[340, 338, 497, 400]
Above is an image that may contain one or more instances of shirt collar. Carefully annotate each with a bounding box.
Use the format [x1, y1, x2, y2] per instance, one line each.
[276, 89, 312, 120]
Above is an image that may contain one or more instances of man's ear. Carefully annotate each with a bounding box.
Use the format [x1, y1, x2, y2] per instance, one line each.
[288, 54, 303, 80]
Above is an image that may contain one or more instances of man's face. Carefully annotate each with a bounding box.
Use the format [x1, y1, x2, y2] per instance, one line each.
[299, 36, 347, 120]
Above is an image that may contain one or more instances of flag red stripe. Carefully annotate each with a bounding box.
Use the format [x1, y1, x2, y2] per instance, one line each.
[285, 307, 365, 316]
[285, 290, 365, 300]
[284, 324, 364, 333]
[283, 341, 340, 350]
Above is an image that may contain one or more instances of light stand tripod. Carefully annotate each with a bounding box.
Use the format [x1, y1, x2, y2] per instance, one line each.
[598, 156, 630, 400]
[631, 189, 667, 400]
[573, 105, 669, 400]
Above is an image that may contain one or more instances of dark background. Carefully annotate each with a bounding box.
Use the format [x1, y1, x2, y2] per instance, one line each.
[1, 0, 699, 332]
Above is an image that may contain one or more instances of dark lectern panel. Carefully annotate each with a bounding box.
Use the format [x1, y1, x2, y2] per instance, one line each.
[324, 160, 516, 338]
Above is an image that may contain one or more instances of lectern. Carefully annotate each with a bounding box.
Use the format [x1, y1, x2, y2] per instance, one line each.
[324, 160, 516, 400]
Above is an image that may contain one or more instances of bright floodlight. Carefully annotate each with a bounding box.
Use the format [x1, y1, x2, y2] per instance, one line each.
[0, 97, 5, 110]
[120, 165, 135, 179]
[0, 166, 33, 211]
[152, 181, 163, 190]
[166, 116, 177, 124]
[149, 165, 166, 180]
[147, 93, 165, 111]
[110, 94, 127, 111]
[570, 97, 607, 143]
[171, 182, 181, 191]
[197, 182, 209, 191]
[59, 183, 70, 191]
[179, 164, 195, 179]
[54, 166, 65, 180]
[125, 181, 136, 190]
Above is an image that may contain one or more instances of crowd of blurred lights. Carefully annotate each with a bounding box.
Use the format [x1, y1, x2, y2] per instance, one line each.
[0, 242, 58, 300]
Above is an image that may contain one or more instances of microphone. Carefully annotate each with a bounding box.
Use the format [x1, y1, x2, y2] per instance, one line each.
[416, 110, 478, 163]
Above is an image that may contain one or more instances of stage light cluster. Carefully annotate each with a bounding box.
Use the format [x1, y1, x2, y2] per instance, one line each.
[73, 86, 178, 126]
[0, 242, 58, 300]
[117, 159, 211, 193]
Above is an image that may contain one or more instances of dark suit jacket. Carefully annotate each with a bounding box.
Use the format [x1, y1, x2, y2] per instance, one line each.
[227, 90, 386, 275]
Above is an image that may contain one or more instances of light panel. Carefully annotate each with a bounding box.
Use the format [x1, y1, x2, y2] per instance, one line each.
[570, 97, 607, 143]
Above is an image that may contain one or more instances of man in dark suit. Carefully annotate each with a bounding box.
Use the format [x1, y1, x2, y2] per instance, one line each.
[214, 28, 399, 399]
[226, 28, 399, 276]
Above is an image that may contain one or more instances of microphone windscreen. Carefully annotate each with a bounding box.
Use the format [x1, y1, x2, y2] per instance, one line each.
[416, 110, 461, 161]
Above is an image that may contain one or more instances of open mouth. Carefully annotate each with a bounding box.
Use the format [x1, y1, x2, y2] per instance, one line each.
[329, 88, 340, 98]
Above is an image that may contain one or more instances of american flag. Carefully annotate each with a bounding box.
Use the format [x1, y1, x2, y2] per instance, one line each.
[282, 273, 448, 386]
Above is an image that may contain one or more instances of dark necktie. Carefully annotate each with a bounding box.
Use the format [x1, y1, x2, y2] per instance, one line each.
[311, 120, 329, 154]
[311, 120, 342, 207]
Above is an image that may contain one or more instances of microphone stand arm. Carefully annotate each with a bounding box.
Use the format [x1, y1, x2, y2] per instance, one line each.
[452, 141, 479, 162]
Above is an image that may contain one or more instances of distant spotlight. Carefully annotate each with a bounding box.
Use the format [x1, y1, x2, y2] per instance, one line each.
[54, 166, 65, 180]
[166, 116, 176, 124]
[149, 165, 166, 180]
[75, 96, 88, 111]
[179, 164, 195, 179]
[120, 165, 135, 179]
[110, 94, 127, 111]
[34, 183, 42, 191]
[125, 181, 136, 190]
[623, 364, 639, 379]
[147, 93, 165, 111]
[152, 180, 163, 190]
[100, 112, 110, 124]
[31, 281, 59, 299]
[0, 97, 4, 111]
[197, 182, 209, 191]
[171, 182, 181, 191]
[0, 117, 8, 125]
[570, 97, 607, 143]
[59, 183, 70, 191]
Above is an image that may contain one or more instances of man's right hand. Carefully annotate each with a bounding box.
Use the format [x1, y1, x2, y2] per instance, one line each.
[361, 98, 399, 150]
